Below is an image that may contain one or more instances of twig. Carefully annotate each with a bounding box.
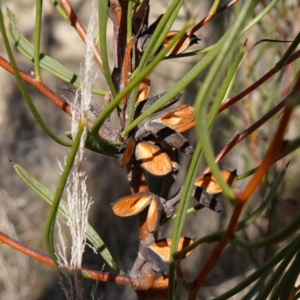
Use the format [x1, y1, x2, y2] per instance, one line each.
[187, 71, 300, 300]
[188, 0, 239, 36]
[59, 0, 104, 73]
[0, 231, 134, 285]
[176, 49, 300, 134]
[289, 284, 300, 300]
[0, 56, 71, 116]
[203, 95, 287, 172]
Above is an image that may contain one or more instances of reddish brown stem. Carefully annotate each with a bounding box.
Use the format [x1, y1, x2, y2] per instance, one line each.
[126, 162, 156, 294]
[188, 200, 244, 300]
[202, 132, 240, 174]
[59, 0, 104, 74]
[289, 284, 300, 300]
[177, 49, 300, 134]
[240, 96, 296, 202]
[0, 56, 114, 138]
[188, 70, 300, 300]
[0, 231, 134, 285]
[245, 49, 259, 166]
[121, 38, 135, 123]
[0, 56, 71, 116]
[208, 96, 287, 169]
[188, 0, 239, 36]
[175, 259, 191, 292]
[219, 49, 300, 114]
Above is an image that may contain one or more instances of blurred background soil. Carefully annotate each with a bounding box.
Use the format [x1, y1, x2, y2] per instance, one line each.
[0, 1, 300, 299]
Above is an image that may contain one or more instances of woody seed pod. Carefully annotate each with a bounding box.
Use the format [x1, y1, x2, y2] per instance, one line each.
[135, 141, 172, 176]
[194, 170, 238, 195]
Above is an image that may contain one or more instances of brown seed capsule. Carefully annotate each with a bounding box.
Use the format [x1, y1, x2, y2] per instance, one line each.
[135, 121, 193, 155]
[136, 74, 151, 104]
[148, 237, 194, 262]
[147, 195, 163, 233]
[194, 170, 238, 195]
[157, 105, 195, 131]
[135, 142, 172, 176]
[163, 31, 200, 56]
[144, 276, 169, 300]
[111, 192, 154, 217]
[117, 139, 136, 167]
[133, 92, 182, 119]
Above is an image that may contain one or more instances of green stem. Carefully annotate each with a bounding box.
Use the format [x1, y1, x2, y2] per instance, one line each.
[230, 211, 300, 249]
[209, 0, 220, 15]
[174, 164, 287, 257]
[212, 237, 298, 300]
[279, 250, 300, 300]
[0, 5, 72, 147]
[169, 4, 259, 296]
[34, 0, 43, 82]
[163, 44, 215, 59]
[275, 30, 300, 70]
[135, 0, 183, 72]
[195, 1, 258, 201]
[255, 235, 300, 300]
[44, 119, 86, 265]
[197, 46, 246, 200]
[13, 162, 120, 272]
[50, 0, 69, 21]
[98, 0, 117, 97]
[91, 21, 193, 137]
[241, 0, 279, 34]
[123, 40, 220, 138]
[125, 1, 183, 138]
[168, 143, 203, 299]
[127, 0, 133, 43]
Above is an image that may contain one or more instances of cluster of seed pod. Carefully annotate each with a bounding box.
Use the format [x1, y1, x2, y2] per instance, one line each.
[111, 91, 238, 297]
[102, 2, 238, 297]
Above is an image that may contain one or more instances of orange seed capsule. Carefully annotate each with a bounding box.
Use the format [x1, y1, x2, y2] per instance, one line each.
[147, 196, 162, 233]
[157, 105, 194, 130]
[194, 170, 237, 195]
[148, 237, 194, 262]
[111, 192, 154, 217]
[163, 31, 200, 56]
[144, 276, 169, 300]
[135, 142, 172, 176]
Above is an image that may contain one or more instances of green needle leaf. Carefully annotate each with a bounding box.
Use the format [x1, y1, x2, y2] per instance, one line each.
[12, 162, 120, 272]
[6, 8, 105, 95]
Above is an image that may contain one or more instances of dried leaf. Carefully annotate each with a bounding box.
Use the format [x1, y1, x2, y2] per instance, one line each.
[194, 170, 237, 195]
[111, 192, 154, 216]
[147, 195, 162, 233]
[135, 142, 172, 176]
[148, 237, 194, 262]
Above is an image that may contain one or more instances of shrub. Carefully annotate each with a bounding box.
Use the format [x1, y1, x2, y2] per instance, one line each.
[1, 0, 300, 299]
